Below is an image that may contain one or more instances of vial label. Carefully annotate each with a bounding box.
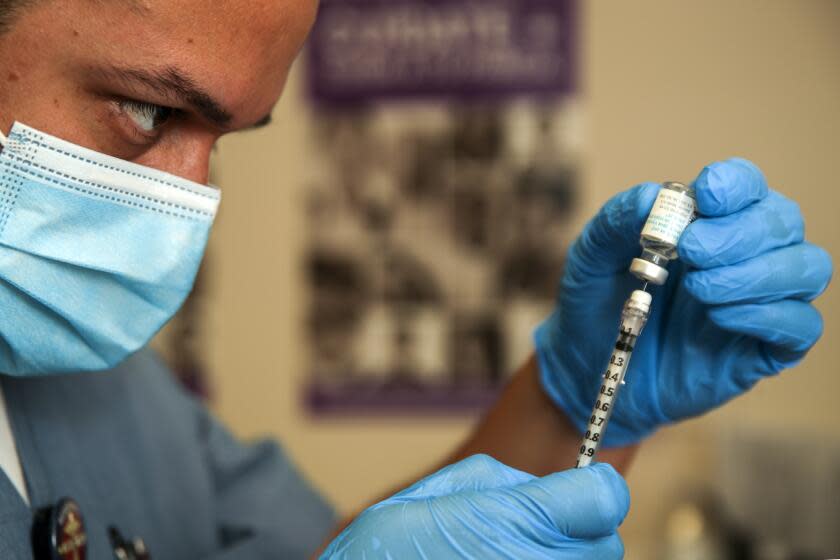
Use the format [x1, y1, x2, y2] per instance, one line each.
[641, 188, 696, 246]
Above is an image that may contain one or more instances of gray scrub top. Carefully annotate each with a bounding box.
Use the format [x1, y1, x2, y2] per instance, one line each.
[0, 350, 337, 559]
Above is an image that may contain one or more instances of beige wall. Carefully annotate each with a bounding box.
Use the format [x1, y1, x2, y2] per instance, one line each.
[192, 1, 840, 556]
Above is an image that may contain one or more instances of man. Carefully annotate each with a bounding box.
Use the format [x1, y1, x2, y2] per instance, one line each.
[0, 0, 831, 558]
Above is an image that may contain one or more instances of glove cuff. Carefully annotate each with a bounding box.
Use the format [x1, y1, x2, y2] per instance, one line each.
[533, 319, 655, 448]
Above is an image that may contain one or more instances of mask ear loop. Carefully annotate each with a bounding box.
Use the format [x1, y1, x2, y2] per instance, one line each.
[0, 128, 6, 147]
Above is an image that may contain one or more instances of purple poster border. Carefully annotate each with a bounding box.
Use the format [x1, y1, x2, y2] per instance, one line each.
[306, 0, 578, 106]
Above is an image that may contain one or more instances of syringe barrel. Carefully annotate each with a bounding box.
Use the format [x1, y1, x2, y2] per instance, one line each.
[575, 290, 651, 468]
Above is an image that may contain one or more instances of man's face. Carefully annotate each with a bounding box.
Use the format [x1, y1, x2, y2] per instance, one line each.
[0, 0, 317, 184]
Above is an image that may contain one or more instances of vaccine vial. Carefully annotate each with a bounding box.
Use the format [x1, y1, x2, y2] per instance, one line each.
[630, 181, 696, 285]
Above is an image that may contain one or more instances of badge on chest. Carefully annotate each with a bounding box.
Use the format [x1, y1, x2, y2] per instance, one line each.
[31, 498, 87, 560]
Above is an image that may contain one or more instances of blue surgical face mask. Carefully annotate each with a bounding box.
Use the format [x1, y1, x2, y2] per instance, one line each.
[0, 121, 220, 375]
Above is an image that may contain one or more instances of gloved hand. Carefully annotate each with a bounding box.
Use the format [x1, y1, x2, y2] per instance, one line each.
[536, 158, 832, 447]
[321, 455, 629, 559]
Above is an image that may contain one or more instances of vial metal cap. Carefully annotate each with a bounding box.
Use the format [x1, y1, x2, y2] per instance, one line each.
[630, 258, 669, 285]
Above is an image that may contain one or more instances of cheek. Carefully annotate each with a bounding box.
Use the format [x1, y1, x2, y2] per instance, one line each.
[131, 129, 217, 185]
[0, 81, 124, 156]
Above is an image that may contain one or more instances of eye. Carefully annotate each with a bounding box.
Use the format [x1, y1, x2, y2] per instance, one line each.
[117, 99, 174, 133]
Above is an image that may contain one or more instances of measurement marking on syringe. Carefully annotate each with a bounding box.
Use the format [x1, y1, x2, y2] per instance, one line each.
[576, 291, 651, 469]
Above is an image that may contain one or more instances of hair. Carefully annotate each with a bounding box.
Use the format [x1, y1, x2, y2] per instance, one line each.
[0, 0, 37, 34]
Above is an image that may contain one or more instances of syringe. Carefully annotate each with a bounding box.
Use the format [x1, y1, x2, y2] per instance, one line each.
[574, 180, 695, 467]
[575, 289, 651, 468]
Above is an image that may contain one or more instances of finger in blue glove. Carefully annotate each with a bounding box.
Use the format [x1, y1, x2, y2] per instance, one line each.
[322, 456, 630, 559]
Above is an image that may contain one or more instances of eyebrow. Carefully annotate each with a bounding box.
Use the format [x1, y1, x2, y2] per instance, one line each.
[94, 65, 272, 131]
[249, 113, 273, 130]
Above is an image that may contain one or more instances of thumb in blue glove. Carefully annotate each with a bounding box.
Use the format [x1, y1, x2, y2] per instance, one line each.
[322, 455, 630, 559]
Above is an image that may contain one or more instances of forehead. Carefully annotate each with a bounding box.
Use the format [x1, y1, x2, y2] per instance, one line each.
[56, 0, 317, 123]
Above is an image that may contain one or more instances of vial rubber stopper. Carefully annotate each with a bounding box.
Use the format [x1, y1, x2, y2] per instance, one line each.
[630, 257, 669, 285]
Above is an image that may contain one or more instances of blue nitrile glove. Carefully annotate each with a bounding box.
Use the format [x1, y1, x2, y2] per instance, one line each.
[321, 455, 629, 559]
[535, 158, 833, 447]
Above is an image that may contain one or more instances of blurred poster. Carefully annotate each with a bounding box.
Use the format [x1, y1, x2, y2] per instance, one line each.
[304, 0, 580, 413]
[308, 0, 576, 102]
